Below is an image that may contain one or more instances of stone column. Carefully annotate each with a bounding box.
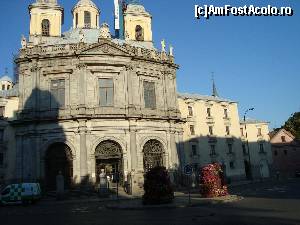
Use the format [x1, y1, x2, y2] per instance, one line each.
[126, 65, 136, 112]
[78, 120, 88, 183]
[130, 130, 137, 170]
[15, 134, 23, 181]
[170, 131, 178, 168]
[77, 63, 87, 107]
[129, 120, 138, 170]
[177, 131, 185, 171]
[30, 62, 40, 110]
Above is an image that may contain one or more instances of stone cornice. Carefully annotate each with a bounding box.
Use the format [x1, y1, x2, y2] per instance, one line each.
[18, 40, 178, 68]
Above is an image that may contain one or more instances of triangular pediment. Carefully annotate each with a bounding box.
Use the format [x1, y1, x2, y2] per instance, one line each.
[79, 40, 132, 56]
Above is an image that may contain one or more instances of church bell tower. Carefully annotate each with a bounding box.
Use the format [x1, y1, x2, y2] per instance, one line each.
[124, 2, 153, 43]
[29, 0, 64, 37]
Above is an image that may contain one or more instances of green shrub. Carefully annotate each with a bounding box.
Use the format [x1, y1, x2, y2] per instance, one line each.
[143, 167, 174, 205]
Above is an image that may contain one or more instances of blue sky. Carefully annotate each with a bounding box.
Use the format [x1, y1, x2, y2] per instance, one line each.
[0, 0, 299, 129]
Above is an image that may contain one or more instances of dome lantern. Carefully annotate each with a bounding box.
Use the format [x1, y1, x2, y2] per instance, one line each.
[72, 0, 100, 29]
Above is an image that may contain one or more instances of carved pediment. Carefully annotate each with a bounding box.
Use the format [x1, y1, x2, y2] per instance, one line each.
[79, 41, 132, 57]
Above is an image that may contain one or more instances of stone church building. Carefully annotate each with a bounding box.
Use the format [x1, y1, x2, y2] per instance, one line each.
[11, 0, 183, 193]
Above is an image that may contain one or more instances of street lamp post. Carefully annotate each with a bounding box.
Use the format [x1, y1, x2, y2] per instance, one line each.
[244, 108, 254, 181]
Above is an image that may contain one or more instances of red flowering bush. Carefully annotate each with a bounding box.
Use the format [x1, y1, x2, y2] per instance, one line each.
[143, 167, 174, 205]
[199, 163, 229, 198]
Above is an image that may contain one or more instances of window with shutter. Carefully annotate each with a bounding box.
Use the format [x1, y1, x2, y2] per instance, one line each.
[99, 78, 114, 107]
[0, 130, 3, 142]
[144, 81, 156, 109]
[0, 153, 3, 166]
[50, 79, 65, 109]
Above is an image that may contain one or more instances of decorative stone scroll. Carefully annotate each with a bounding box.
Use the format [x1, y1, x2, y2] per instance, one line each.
[95, 140, 122, 159]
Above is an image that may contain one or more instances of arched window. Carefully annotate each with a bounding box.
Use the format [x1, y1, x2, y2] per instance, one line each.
[84, 11, 91, 28]
[135, 25, 144, 41]
[42, 19, 50, 36]
[75, 13, 78, 28]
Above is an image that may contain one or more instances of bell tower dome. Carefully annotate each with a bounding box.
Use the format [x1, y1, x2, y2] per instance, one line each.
[72, 0, 100, 29]
[124, 2, 152, 43]
[29, 0, 64, 37]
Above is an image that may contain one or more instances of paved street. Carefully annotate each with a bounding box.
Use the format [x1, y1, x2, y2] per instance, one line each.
[1, 179, 300, 225]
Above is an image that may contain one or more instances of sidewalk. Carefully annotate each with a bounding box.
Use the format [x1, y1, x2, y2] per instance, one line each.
[39, 192, 243, 208]
[40, 193, 139, 206]
[105, 195, 243, 210]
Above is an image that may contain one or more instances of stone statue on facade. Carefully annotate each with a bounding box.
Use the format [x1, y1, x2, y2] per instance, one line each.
[99, 23, 112, 39]
[79, 29, 85, 43]
[161, 39, 166, 52]
[21, 35, 27, 49]
[169, 45, 174, 56]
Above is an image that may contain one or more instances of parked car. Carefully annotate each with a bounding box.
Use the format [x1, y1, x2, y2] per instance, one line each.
[0, 183, 41, 205]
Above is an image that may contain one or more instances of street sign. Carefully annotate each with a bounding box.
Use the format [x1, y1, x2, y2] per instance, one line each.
[184, 165, 193, 175]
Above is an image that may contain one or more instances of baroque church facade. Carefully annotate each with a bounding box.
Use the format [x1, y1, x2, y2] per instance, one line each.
[0, 0, 273, 192]
[13, 0, 183, 192]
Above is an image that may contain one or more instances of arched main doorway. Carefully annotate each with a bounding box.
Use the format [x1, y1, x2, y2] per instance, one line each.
[95, 140, 123, 184]
[45, 143, 73, 190]
[143, 139, 165, 172]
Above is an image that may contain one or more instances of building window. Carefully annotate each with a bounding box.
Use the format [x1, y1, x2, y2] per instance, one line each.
[75, 13, 78, 28]
[228, 144, 233, 153]
[281, 136, 286, 143]
[242, 144, 247, 155]
[190, 125, 195, 135]
[0, 106, 4, 117]
[84, 11, 91, 28]
[2, 85, 5, 90]
[144, 81, 156, 109]
[188, 106, 193, 116]
[274, 150, 278, 156]
[210, 145, 216, 156]
[224, 108, 228, 118]
[230, 161, 235, 169]
[96, 15, 98, 27]
[258, 128, 262, 136]
[135, 25, 144, 41]
[0, 130, 3, 142]
[0, 153, 3, 167]
[209, 126, 214, 136]
[226, 126, 230, 136]
[191, 145, 197, 156]
[284, 150, 288, 156]
[7, 85, 10, 90]
[259, 143, 264, 153]
[50, 79, 65, 109]
[99, 78, 114, 107]
[42, 19, 50, 36]
[240, 128, 244, 136]
[207, 108, 211, 117]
